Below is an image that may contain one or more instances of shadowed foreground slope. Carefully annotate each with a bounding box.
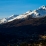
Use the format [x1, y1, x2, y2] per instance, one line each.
[0, 17, 46, 46]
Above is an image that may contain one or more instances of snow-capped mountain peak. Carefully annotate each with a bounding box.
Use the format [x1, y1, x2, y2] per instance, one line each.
[7, 14, 18, 20]
[0, 14, 18, 24]
[0, 18, 7, 24]
[9, 14, 15, 18]
[39, 5, 46, 10]
[25, 10, 32, 13]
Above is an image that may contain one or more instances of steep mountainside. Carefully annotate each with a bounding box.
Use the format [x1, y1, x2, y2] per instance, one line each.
[0, 5, 46, 45]
[0, 16, 46, 45]
[0, 16, 46, 36]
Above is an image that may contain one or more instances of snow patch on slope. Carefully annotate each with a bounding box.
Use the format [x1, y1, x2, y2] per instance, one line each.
[0, 18, 7, 24]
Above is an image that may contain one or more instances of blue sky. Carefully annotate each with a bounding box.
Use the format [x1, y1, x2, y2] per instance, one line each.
[0, 0, 46, 18]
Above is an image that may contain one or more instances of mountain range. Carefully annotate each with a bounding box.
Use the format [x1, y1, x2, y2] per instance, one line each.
[0, 5, 46, 24]
[0, 5, 46, 45]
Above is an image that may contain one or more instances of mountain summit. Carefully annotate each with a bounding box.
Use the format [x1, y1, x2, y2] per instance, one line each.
[0, 5, 46, 24]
